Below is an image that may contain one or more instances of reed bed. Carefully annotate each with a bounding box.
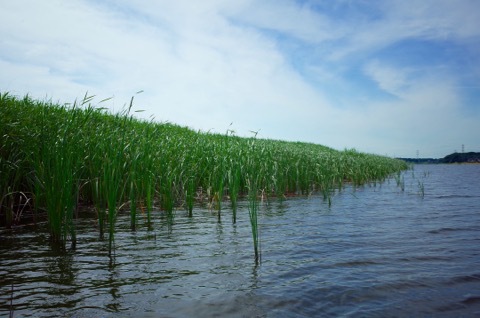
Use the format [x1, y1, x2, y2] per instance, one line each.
[0, 92, 408, 257]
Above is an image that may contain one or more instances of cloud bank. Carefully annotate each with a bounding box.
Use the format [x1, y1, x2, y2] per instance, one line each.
[1, 0, 479, 157]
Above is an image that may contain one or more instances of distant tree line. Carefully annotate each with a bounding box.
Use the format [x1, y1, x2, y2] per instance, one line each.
[441, 152, 480, 163]
[398, 152, 480, 164]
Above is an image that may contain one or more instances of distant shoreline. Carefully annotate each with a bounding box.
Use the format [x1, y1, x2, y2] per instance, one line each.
[397, 152, 480, 164]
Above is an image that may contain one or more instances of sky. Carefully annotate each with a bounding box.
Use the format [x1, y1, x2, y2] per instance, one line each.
[1, 0, 479, 158]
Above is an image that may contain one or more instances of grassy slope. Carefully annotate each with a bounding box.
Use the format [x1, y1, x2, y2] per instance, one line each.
[1, 92, 407, 232]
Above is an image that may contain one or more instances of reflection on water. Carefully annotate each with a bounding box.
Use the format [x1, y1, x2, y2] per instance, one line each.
[1, 164, 480, 317]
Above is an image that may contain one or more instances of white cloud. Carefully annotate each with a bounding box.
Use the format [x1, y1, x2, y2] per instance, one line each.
[343, 72, 480, 157]
[230, 0, 341, 43]
[1, 0, 479, 158]
[328, 0, 480, 60]
[363, 60, 412, 97]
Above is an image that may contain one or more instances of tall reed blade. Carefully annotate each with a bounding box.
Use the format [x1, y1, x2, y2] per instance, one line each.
[129, 180, 137, 231]
[247, 179, 260, 264]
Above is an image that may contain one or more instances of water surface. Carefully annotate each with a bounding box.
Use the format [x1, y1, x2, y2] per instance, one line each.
[1, 164, 480, 317]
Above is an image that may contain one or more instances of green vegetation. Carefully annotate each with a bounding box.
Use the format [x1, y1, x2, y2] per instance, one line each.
[398, 152, 480, 164]
[0, 92, 408, 256]
[442, 152, 480, 164]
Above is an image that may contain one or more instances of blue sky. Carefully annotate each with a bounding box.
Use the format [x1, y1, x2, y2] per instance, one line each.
[1, 0, 479, 158]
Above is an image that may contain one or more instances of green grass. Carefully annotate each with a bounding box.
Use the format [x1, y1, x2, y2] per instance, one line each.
[0, 92, 408, 257]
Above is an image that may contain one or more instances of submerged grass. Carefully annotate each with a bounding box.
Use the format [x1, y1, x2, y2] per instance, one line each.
[0, 92, 408, 257]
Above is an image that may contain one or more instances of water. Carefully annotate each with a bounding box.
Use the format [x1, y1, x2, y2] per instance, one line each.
[1, 164, 480, 317]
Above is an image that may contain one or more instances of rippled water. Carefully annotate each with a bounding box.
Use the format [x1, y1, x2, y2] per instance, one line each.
[1, 164, 480, 317]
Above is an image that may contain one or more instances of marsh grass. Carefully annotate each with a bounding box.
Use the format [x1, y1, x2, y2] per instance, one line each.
[0, 148, 24, 228]
[394, 170, 405, 191]
[1, 92, 408, 260]
[418, 180, 425, 198]
[32, 95, 96, 249]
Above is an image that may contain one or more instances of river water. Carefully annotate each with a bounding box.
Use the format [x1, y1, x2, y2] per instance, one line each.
[1, 164, 480, 317]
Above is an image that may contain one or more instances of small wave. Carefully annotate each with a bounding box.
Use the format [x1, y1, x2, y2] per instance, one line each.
[448, 273, 480, 284]
[333, 260, 382, 267]
[461, 296, 480, 305]
[428, 227, 464, 234]
[433, 194, 478, 199]
[410, 255, 451, 262]
[436, 295, 480, 314]
[69, 306, 111, 317]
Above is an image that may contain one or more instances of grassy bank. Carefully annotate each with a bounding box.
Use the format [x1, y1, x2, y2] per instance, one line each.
[0, 92, 407, 253]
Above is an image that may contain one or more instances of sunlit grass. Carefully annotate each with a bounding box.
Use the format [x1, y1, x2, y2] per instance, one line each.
[0, 92, 408, 257]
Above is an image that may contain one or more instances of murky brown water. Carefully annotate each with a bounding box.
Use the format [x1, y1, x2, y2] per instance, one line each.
[1, 164, 480, 317]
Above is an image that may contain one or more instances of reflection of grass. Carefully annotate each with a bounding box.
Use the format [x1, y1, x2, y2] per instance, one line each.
[1, 92, 408, 258]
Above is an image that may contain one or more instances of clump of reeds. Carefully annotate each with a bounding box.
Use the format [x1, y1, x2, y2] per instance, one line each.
[0, 92, 408, 259]
[30, 94, 97, 248]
